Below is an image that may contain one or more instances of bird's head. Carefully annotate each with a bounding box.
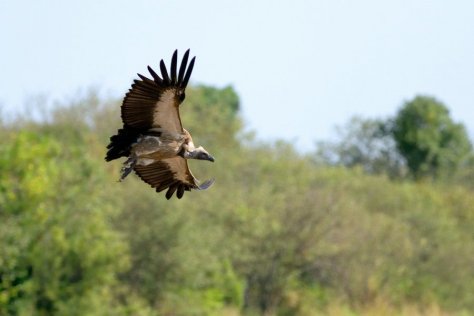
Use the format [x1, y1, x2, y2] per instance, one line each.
[184, 146, 215, 162]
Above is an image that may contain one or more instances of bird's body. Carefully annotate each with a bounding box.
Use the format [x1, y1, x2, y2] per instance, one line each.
[105, 50, 215, 199]
[134, 130, 186, 162]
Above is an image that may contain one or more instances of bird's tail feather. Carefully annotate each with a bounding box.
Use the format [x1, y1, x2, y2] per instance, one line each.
[105, 125, 141, 161]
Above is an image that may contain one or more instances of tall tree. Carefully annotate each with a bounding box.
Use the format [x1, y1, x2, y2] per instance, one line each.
[392, 95, 472, 179]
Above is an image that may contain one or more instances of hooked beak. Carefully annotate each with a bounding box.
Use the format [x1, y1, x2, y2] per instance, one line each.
[207, 154, 215, 162]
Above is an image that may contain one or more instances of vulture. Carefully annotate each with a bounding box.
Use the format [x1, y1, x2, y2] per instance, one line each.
[105, 49, 215, 199]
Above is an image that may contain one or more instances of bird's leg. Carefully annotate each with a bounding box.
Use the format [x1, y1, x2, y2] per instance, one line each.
[119, 155, 136, 182]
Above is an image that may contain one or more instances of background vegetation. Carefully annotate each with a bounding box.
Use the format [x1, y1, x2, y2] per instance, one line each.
[0, 86, 473, 315]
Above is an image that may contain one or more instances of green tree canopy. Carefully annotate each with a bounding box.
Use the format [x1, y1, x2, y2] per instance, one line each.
[392, 95, 472, 180]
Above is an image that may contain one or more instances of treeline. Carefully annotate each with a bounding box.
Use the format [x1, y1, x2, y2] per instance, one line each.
[316, 96, 473, 182]
[0, 86, 473, 315]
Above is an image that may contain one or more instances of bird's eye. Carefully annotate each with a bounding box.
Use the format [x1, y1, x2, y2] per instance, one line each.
[179, 93, 186, 101]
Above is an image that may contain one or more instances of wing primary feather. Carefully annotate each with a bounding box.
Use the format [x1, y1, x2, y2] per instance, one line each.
[170, 50, 178, 84]
[177, 49, 190, 85]
[181, 56, 195, 88]
[177, 184, 185, 199]
[137, 73, 156, 85]
[166, 183, 178, 199]
[147, 66, 163, 84]
[160, 60, 170, 84]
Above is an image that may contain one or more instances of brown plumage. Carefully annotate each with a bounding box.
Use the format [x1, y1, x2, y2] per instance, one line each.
[105, 49, 215, 199]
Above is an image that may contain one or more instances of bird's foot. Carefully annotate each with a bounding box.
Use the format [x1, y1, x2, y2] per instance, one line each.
[119, 156, 136, 181]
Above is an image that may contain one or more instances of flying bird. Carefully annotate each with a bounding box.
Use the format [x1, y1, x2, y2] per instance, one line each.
[105, 49, 215, 199]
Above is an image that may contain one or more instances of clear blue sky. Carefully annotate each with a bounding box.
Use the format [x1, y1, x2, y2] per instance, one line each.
[1, 0, 473, 150]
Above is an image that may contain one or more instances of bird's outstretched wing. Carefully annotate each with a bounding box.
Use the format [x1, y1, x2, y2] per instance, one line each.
[134, 157, 214, 199]
[121, 49, 195, 133]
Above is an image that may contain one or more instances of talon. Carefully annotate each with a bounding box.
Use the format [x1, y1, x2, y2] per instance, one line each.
[120, 156, 136, 181]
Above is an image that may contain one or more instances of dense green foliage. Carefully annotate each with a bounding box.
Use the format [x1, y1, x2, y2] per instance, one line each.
[1, 87, 473, 315]
[392, 96, 472, 180]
